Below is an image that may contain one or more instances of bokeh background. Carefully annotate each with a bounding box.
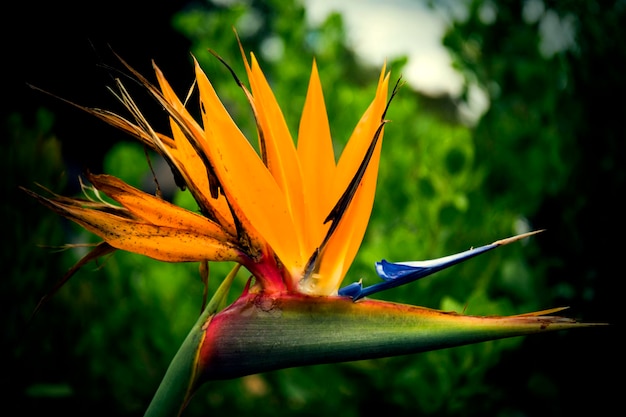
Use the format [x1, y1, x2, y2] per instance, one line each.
[4, 0, 621, 416]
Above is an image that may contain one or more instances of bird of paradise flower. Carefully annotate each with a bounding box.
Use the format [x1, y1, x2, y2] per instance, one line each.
[24, 38, 603, 416]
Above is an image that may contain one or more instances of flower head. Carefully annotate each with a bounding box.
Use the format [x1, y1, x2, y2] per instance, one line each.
[27, 44, 395, 299]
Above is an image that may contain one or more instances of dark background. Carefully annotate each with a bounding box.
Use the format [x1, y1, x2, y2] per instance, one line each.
[6, 0, 192, 171]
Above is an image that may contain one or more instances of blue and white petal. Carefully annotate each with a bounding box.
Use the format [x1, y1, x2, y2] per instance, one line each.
[339, 231, 543, 301]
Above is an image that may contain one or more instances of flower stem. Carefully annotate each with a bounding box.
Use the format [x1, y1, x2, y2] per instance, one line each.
[143, 313, 208, 417]
[144, 264, 241, 417]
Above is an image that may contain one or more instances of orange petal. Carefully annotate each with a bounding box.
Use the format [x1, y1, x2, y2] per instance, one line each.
[193, 59, 301, 269]
[168, 119, 236, 233]
[334, 66, 389, 205]
[304, 67, 390, 295]
[243, 53, 308, 268]
[304, 134, 383, 295]
[153, 65, 235, 232]
[87, 173, 231, 241]
[297, 60, 336, 256]
[35, 196, 242, 263]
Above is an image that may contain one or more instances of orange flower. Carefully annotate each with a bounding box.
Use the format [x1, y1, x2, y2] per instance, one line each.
[27, 46, 394, 298]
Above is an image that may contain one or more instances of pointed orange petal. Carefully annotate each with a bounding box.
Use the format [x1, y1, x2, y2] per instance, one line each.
[153, 65, 235, 232]
[87, 173, 231, 241]
[193, 59, 302, 270]
[314, 137, 383, 294]
[243, 53, 308, 268]
[34, 196, 241, 263]
[334, 66, 389, 204]
[297, 60, 336, 256]
[303, 67, 390, 295]
[168, 119, 236, 233]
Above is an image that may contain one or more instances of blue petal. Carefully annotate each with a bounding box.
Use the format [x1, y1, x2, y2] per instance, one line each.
[339, 231, 543, 301]
[337, 281, 363, 298]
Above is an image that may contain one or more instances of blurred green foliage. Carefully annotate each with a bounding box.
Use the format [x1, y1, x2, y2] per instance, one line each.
[7, 0, 618, 416]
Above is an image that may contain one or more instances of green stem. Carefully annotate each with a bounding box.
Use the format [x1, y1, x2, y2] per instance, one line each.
[143, 312, 209, 417]
[144, 264, 241, 417]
